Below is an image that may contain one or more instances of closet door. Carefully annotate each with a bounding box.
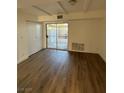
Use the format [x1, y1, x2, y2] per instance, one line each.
[27, 22, 42, 56]
[35, 24, 42, 52]
[27, 22, 35, 55]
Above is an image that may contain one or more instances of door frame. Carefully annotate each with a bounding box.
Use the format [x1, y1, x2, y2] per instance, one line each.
[46, 22, 69, 51]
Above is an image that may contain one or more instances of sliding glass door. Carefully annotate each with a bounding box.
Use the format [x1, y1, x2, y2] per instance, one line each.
[47, 24, 57, 48]
[47, 23, 68, 50]
[56, 24, 68, 49]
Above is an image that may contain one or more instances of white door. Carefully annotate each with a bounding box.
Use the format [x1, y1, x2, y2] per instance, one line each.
[27, 22, 42, 56]
[34, 24, 42, 52]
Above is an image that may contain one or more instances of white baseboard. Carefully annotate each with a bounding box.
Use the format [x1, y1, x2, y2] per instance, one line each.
[68, 49, 97, 54]
[17, 55, 29, 64]
[99, 54, 106, 62]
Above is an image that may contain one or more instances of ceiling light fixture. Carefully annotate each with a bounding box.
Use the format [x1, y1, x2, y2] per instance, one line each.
[68, 0, 77, 6]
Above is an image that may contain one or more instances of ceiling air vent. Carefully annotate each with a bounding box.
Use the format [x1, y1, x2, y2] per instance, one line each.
[57, 15, 63, 19]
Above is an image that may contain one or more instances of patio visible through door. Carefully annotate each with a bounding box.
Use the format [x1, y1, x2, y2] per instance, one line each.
[46, 23, 68, 50]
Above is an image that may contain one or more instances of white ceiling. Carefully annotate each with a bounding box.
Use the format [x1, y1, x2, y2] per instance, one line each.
[18, 0, 106, 16]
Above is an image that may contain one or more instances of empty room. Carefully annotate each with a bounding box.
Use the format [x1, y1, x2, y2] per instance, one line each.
[17, 0, 106, 93]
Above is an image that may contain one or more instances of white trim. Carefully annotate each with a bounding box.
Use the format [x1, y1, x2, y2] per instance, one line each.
[99, 53, 106, 62]
[17, 55, 29, 64]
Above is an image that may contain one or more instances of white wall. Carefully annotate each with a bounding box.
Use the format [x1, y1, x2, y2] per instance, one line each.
[17, 10, 28, 63]
[17, 9, 42, 64]
[68, 19, 106, 60]
[39, 10, 105, 22]
[97, 19, 106, 60]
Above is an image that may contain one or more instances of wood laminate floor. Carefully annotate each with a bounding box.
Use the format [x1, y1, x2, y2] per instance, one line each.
[18, 49, 106, 93]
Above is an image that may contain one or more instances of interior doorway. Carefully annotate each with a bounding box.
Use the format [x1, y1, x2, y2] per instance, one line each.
[46, 23, 68, 50]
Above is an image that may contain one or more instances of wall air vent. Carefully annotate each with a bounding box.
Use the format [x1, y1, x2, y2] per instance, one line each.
[72, 43, 84, 51]
[57, 15, 63, 19]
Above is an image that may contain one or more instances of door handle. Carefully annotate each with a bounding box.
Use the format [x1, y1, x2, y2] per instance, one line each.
[46, 35, 48, 38]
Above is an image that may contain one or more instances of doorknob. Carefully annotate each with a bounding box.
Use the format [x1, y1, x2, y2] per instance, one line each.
[46, 35, 48, 38]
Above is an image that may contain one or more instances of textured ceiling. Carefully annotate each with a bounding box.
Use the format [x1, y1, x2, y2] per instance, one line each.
[18, 0, 106, 16]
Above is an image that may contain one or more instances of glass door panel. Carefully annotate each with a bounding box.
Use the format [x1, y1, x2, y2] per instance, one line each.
[57, 23, 68, 50]
[47, 24, 57, 48]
